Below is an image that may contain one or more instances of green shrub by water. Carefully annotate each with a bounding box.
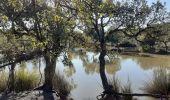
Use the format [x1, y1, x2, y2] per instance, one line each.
[0, 68, 39, 93]
[108, 76, 133, 100]
[143, 67, 170, 95]
[0, 71, 8, 92]
[14, 68, 39, 92]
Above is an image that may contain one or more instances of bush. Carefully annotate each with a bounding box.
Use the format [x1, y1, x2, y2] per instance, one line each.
[142, 45, 155, 53]
[108, 76, 133, 100]
[0, 71, 8, 92]
[14, 68, 39, 92]
[118, 42, 136, 47]
[0, 68, 39, 93]
[143, 67, 170, 95]
[157, 49, 168, 54]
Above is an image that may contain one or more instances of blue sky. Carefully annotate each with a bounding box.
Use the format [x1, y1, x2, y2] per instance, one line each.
[147, 0, 170, 11]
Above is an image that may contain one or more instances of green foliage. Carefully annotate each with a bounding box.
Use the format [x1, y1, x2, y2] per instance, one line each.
[106, 31, 124, 44]
[73, 0, 116, 42]
[0, 0, 78, 72]
[119, 41, 136, 47]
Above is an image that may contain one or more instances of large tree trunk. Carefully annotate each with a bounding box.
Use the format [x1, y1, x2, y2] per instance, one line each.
[99, 40, 109, 91]
[8, 63, 16, 92]
[43, 53, 57, 91]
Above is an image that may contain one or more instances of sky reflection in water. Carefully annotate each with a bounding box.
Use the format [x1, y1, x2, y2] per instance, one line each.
[25, 51, 170, 100]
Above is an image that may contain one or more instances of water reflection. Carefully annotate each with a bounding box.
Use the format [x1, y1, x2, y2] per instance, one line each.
[70, 51, 121, 75]
[59, 51, 170, 100]
[0, 51, 170, 100]
[135, 56, 170, 70]
[63, 66, 76, 77]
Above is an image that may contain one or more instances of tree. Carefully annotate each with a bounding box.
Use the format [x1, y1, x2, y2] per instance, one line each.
[106, 30, 124, 46]
[156, 23, 170, 53]
[73, 0, 118, 91]
[0, 0, 76, 91]
[116, 0, 170, 42]
[73, 0, 170, 91]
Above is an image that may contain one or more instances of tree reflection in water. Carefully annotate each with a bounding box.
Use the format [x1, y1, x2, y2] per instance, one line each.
[121, 55, 170, 70]
[66, 51, 122, 75]
[1, 51, 169, 100]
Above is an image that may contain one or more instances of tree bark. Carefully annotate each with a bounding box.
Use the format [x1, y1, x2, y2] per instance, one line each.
[43, 53, 57, 91]
[99, 39, 109, 91]
[8, 63, 16, 91]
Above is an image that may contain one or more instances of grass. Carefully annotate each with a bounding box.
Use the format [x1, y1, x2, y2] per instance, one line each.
[142, 67, 170, 95]
[0, 67, 39, 93]
[14, 67, 39, 92]
[121, 80, 133, 100]
[0, 71, 8, 92]
[108, 76, 133, 100]
[0, 68, 74, 100]
[108, 76, 121, 93]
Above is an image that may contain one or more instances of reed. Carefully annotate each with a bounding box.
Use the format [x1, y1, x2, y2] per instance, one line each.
[14, 67, 39, 92]
[108, 76, 133, 100]
[143, 67, 170, 95]
[0, 68, 39, 93]
[0, 71, 8, 92]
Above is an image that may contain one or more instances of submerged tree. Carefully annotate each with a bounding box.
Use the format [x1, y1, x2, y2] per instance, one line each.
[72, 0, 117, 91]
[72, 0, 170, 92]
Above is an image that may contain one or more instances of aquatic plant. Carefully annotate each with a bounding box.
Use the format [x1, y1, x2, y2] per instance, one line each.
[14, 67, 39, 92]
[0, 68, 39, 93]
[143, 67, 170, 95]
[108, 76, 121, 93]
[0, 71, 8, 92]
[108, 76, 133, 100]
[121, 81, 133, 100]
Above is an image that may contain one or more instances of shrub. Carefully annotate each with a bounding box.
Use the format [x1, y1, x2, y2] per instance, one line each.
[143, 67, 170, 95]
[14, 67, 39, 92]
[0, 71, 8, 92]
[108, 76, 133, 100]
[0, 68, 39, 93]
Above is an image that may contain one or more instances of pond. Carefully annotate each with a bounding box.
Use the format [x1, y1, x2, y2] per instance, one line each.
[3, 51, 170, 100]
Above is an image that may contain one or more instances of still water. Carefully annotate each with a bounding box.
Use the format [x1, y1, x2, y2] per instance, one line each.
[26, 51, 170, 100]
